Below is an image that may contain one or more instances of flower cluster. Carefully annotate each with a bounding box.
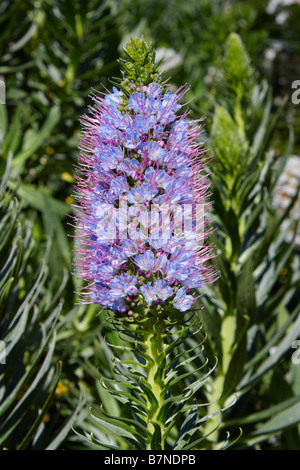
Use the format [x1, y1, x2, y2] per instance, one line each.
[73, 70, 216, 319]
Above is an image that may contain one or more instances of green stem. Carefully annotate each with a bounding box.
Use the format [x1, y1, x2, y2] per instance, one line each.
[203, 313, 237, 447]
[143, 318, 166, 450]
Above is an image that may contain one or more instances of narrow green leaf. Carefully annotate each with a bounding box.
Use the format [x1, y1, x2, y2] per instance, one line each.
[150, 421, 163, 450]
[236, 257, 256, 325]
[240, 311, 300, 390]
[7, 181, 70, 218]
[0, 333, 57, 444]
[251, 400, 300, 436]
[17, 361, 62, 450]
[11, 105, 61, 170]
[222, 332, 247, 401]
[224, 394, 300, 428]
[0, 104, 8, 145]
[89, 407, 141, 443]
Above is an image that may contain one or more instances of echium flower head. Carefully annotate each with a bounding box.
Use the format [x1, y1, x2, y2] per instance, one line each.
[73, 38, 217, 320]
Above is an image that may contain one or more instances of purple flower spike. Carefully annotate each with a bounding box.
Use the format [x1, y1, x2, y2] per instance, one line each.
[72, 41, 217, 319]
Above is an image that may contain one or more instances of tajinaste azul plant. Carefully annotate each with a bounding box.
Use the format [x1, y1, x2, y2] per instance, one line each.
[73, 38, 221, 450]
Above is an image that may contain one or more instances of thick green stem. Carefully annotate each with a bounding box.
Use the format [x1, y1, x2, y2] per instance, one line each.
[203, 313, 237, 447]
[143, 318, 166, 450]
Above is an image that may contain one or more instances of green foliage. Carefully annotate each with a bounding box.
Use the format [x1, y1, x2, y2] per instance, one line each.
[118, 0, 269, 95]
[0, 160, 67, 449]
[199, 32, 300, 449]
[1, 0, 123, 190]
[1, 0, 299, 451]
[75, 315, 237, 450]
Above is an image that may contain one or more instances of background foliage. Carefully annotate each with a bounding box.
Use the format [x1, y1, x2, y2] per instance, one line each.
[0, 0, 299, 449]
